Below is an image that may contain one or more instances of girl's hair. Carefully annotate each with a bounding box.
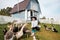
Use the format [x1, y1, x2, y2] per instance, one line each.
[31, 17, 37, 21]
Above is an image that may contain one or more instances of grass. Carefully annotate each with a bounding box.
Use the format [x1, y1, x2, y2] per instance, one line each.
[0, 23, 60, 40]
[0, 24, 7, 40]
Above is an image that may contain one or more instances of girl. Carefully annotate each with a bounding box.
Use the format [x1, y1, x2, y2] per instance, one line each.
[31, 17, 40, 40]
[31, 17, 40, 32]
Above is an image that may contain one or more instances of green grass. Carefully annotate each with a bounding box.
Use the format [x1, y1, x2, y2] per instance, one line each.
[0, 23, 60, 40]
[0, 24, 7, 40]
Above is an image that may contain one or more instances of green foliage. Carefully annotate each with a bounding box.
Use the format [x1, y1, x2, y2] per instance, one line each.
[0, 7, 12, 16]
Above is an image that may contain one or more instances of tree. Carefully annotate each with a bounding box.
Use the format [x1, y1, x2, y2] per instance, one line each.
[0, 7, 12, 16]
[41, 16, 46, 19]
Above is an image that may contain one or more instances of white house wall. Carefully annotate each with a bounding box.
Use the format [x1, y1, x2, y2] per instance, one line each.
[26, 0, 41, 20]
[11, 11, 25, 20]
[25, 10, 31, 21]
[27, 11, 31, 20]
[31, 0, 41, 19]
[25, 9, 28, 21]
[30, 0, 41, 20]
[30, 0, 40, 12]
[26, 0, 41, 13]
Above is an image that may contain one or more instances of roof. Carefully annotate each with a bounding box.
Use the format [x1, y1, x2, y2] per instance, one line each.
[10, 0, 30, 14]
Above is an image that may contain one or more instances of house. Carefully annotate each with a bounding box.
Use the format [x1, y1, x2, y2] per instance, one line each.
[10, 0, 41, 21]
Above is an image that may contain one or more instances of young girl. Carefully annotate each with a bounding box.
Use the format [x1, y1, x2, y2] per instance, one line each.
[31, 17, 40, 40]
[31, 17, 40, 32]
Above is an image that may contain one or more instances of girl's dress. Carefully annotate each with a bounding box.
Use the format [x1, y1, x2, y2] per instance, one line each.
[31, 20, 40, 33]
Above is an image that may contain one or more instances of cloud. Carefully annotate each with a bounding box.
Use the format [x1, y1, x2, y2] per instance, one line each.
[38, 0, 60, 20]
[0, 0, 24, 9]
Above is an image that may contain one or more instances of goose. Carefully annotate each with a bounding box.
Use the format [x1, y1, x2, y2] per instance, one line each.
[15, 23, 27, 39]
[5, 27, 14, 40]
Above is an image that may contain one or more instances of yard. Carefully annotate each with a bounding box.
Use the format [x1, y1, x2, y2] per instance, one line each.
[0, 23, 60, 40]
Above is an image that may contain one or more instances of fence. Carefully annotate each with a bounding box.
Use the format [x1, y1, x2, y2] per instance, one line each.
[0, 15, 26, 24]
[39, 19, 60, 24]
[0, 15, 60, 24]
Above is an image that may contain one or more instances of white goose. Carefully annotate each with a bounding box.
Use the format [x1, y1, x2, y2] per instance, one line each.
[15, 23, 27, 39]
[5, 27, 14, 40]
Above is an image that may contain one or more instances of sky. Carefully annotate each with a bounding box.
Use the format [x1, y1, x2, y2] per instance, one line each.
[38, 0, 60, 21]
[0, 0, 60, 21]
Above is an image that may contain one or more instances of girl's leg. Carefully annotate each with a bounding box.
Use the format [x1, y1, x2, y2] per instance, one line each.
[31, 28, 35, 36]
[33, 35, 36, 40]
[31, 28, 37, 40]
[31, 32, 34, 36]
